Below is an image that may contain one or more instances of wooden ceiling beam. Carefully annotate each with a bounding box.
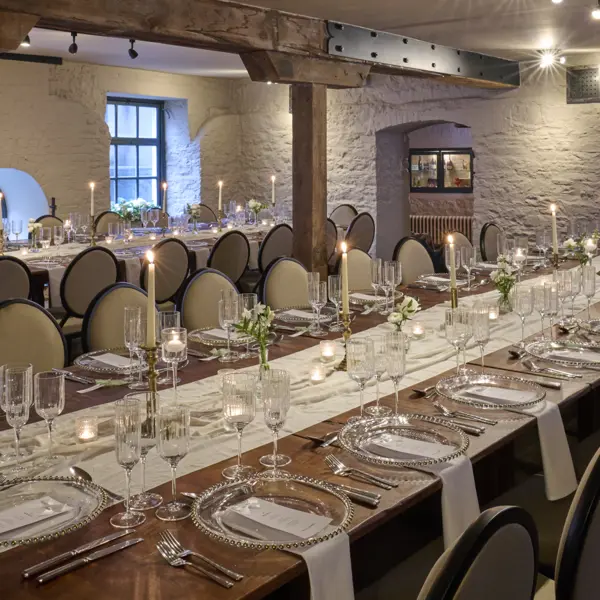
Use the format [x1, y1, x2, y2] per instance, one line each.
[0, 11, 38, 51]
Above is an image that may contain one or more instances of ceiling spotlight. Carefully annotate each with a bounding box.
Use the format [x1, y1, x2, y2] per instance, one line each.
[68, 32, 78, 54]
[593, 1, 600, 18]
[540, 51, 556, 68]
[128, 39, 138, 59]
[20, 35, 31, 48]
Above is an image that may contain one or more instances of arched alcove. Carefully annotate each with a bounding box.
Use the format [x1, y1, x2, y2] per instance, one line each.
[0, 169, 48, 236]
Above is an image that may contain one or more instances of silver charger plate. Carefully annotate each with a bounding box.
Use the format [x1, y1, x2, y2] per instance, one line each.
[349, 291, 403, 307]
[75, 347, 146, 375]
[0, 476, 107, 547]
[577, 319, 600, 335]
[436, 373, 545, 410]
[191, 473, 353, 550]
[337, 414, 468, 468]
[188, 327, 253, 348]
[525, 340, 600, 369]
[275, 306, 335, 324]
[418, 273, 473, 284]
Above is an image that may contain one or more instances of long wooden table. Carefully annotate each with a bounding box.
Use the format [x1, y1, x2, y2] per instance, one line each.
[2, 262, 600, 599]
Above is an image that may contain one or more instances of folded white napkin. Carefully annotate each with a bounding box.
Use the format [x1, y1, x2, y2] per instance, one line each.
[475, 262, 497, 270]
[94, 353, 131, 368]
[0, 495, 73, 536]
[47, 266, 66, 308]
[283, 309, 316, 320]
[421, 276, 468, 287]
[201, 328, 241, 340]
[459, 385, 539, 406]
[350, 293, 380, 302]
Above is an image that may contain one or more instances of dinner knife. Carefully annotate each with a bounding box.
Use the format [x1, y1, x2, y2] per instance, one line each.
[36, 538, 144, 584]
[23, 529, 135, 579]
[51, 369, 95, 385]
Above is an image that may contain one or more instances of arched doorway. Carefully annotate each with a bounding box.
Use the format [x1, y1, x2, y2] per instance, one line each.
[0, 168, 48, 236]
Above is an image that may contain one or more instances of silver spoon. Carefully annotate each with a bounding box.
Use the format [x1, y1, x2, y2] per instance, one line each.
[69, 466, 124, 502]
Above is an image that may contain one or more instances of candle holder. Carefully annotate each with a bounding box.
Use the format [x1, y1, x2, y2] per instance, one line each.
[140, 344, 159, 419]
[89, 215, 97, 247]
[218, 208, 224, 232]
[450, 287, 458, 309]
[76, 416, 98, 442]
[552, 252, 559, 271]
[334, 312, 352, 372]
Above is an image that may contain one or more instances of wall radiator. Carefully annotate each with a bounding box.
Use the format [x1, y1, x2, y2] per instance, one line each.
[410, 215, 473, 246]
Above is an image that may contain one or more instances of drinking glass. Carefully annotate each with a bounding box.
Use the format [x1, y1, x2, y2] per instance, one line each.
[444, 309, 470, 375]
[161, 327, 187, 403]
[395, 261, 403, 288]
[347, 338, 374, 418]
[11, 219, 22, 243]
[513, 236, 528, 282]
[545, 281, 560, 339]
[308, 280, 328, 337]
[141, 208, 149, 231]
[110, 397, 146, 529]
[569, 268, 582, 319]
[53, 225, 64, 258]
[513, 285, 533, 346]
[496, 233, 507, 259]
[156, 405, 191, 521]
[222, 372, 257, 480]
[532, 285, 548, 339]
[504, 238, 515, 264]
[238, 293, 258, 359]
[555, 270, 572, 321]
[380, 261, 396, 316]
[157, 311, 181, 385]
[129, 318, 148, 390]
[5, 363, 32, 473]
[80, 214, 90, 236]
[385, 332, 406, 417]
[370, 258, 382, 304]
[124, 306, 142, 383]
[39, 226, 51, 252]
[472, 303, 490, 372]
[218, 296, 241, 363]
[582, 264, 597, 319]
[461, 247, 477, 291]
[34, 371, 65, 464]
[259, 369, 292, 475]
[365, 335, 392, 417]
[536, 230, 550, 265]
[444, 246, 461, 278]
[328, 275, 344, 332]
[150, 208, 160, 228]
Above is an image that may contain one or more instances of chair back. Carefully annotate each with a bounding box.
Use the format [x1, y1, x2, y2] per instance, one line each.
[329, 204, 358, 229]
[60, 247, 119, 318]
[393, 237, 435, 285]
[418, 506, 538, 600]
[196, 205, 217, 223]
[35, 214, 63, 228]
[141, 238, 190, 304]
[345, 212, 375, 253]
[0, 299, 67, 372]
[94, 211, 122, 235]
[258, 224, 293, 272]
[336, 248, 373, 292]
[480, 222, 502, 262]
[82, 283, 154, 352]
[178, 269, 237, 331]
[0, 256, 32, 301]
[450, 231, 473, 256]
[262, 257, 309, 309]
[156, 212, 169, 228]
[326, 218, 338, 261]
[207, 230, 250, 283]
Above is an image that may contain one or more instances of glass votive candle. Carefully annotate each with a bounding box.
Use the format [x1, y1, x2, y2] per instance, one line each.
[320, 341, 336, 363]
[211, 227, 219, 234]
[172, 228, 180, 236]
[20, 248, 28, 256]
[76, 416, 98, 442]
[227, 223, 233, 230]
[488, 302, 499, 322]
[149, 233, 157, 240]
[310, 364, 327, 383]
[261, 219, 268, 226]
[411, 321, 426, 340]
[104, 235, 113, 244]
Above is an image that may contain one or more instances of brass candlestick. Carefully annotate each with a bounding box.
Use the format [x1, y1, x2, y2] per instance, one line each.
[552, 252, 559, 271]
[450, 287, 458, 309]
[218, 208, 224, 232]
[90, 215, 97, 247]
[141, 344, 159, 418]
[335, 312, 352, 372]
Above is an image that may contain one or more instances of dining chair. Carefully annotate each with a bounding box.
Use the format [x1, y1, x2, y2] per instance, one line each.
[345, 212, 375, 253]
[35, 214, 63, 229]
[335, 248, 373, 292]
[329, 204, 358, 229]
[140, 237, 190, 309]
[326, 217, 338, 263]
[94, 210, 122, 236]
[0, 256, 32, 302]
[480, 222, 502, 262]
[195, 204, 218, 223]
[0, 298, 67, 372]
[417, 506, 538, 600]
[156, 211, 169, 228]
[82, 282, 155, 352]
[393, 236, 435, 285]
[258, 223, 293, 272]
[207, 230, 250, 284]
[261, 257, 309, 309]
[449, 231, 473, 256]
[178, 268, 238, 330]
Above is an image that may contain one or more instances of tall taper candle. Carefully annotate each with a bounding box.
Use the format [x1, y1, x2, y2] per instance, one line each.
[218, 180, 223, 213]
[271, 175, 276, 207]
[89, 182, 95, 217]
[341, 241, 350, 315]
[551, 203, 558, 256]
[146, 251, 156, 346]
[162, 181, 168, 214]
[448, 235, 457, 288]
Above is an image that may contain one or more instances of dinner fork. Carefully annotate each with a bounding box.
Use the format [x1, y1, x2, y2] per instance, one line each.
[159, 531, 243, 581]
[325, 455, 398, 489]
[156, 541, 234, 589]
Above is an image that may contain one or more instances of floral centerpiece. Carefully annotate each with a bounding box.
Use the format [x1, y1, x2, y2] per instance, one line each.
[186, 203, 202, 231]
[28, 218, 41, 250]
[114, 198, 156, 224]
[490, 255, 516, 313]
[564, 232, 599, 266]
[234, 303, 275, 370]
[247, 199, 266, 225]
[388, 296, 421, 331]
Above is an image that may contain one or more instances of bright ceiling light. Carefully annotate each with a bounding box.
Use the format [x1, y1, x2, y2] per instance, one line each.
[552, 0, 563, 4]
[593, 1, 600, 18]
[539, 36, 554, 50]
[540, 51, 556, 68]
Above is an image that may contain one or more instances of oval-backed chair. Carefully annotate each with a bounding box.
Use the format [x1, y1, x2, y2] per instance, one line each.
[35, 214, 63, 229]
[450, 231, 473, 255]
[207, 230, 250, 284]
[329, 204, 358, 229]
[94, 211, 122, 236]
[345, 212, 375, 254]
[178, 268, 238, 331]
[336, 248, 373, 292]
[261, 257, 309, 309]
[0, 299, 67, 372]
[326, 218, 338, 264]
[480, 222, 502, 262]
[393, 236, 435, 285]
[196, 204, 218, 223]
[0, 256, 32, 302]
[258, 224, 293, 273]
[156, 211, 169, 228]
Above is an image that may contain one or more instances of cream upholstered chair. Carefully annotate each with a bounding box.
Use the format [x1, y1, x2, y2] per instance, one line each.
[196, 204, 217, 223]
[0, 299, 67, 372]
[82, 283, 155, 352]
[207, 230, 250, 284]
[329, 204, 358, 229]
[141, 238, 190, 308]
[261, 257, 309, 309]
[258, 224, 293, 272]
[480, 222, 502, 262]
[178, 269, 237, 330]
[336, 248, 372, 292]
[393, 237, 435, 285]
[94, 211, 122, 235]
[326, 218, 338, 263]
[345, 212, 375, 253]
[417, 506, 538, 600]
[0, 256, 32, 301]
[58, 247, 119, 336]
[450, 231, 473, 257]
[35, 214, 63, 229]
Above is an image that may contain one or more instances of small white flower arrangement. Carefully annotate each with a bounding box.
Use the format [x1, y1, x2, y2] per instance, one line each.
[490, 255, 516, 311]
[234, 303, 275, 369]
[248, 199, 266, 216]
[388, 296, 421, 331]
[564, 237, 577, 251]
[27, 218, 42, 234]
[186, 203, 201, 218]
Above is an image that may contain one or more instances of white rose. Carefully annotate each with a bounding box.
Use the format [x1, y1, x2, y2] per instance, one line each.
[565, 238, 576, 249]
[387, 313, 402, 325]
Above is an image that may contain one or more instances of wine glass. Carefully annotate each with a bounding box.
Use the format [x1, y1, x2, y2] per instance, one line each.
[238, 293, 258, 359]
[11, 219, 22, 243]
[513, 285, 533, 347]
[80, 214, 90, 237]
[53, 225, 64, 258]
[545, 281, 560, 339]
[536, 230, 550, 265]
[161, 327, 187, 403]
[150, 208, 160, 229]
[444, 309, 470, 376]
[569, 268, 582, 320]
[364, 335, 391, 417]
[308, 280, 328, 337]
[496, 232, 507, 260]
[472, 303, 490, 372]
[156, 405, 191, 521]
[555, 270, 572, 321]
[218, 296, 241, 363]
[328, 275, 344, 332]
[157, 311, 181, 385]
[583, 264, 597, 319]
[380, 261, 396, 316]
[124, 307, 142, 383]
[5, 363, 32, 473]
[222, 372, 257, 480]
[259, 369, 291, 476]
[371, 259, 382, 305]
[461, 247, 477, 291]
[532, 285, 549, 340]
[141, 208, 149, 233]
[110, 396, 146, 529]
[34, 371, 65, 464]
[347, 338, 374, 418]
[385, 332, 406, 417]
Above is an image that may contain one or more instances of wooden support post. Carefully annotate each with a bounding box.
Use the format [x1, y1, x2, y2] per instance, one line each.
[0, 11, 38, 50]
[291, 83, 328, 278]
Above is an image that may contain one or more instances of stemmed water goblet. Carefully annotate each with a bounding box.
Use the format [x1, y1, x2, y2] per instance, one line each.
[371, 259, 382, 306]
[461, 247, 477, 291]
[238, 293, 258, 359]
[155, 405, 191, 521]
[218, 296, 241, 363]
[328, 275, 344, 332]
[80, 215, 90, 238]
[110, 396, 146, 529]
[513, 285, 533, 347]
[472, 303, 490, 372]
[532, 285, 549, 340]
[545, 281, 559, 338]
[11, 219, 22, 244]
[34, 371, 65, 465]
[364, 335, 392, 417]
[385, 332, 406, 418]
[150, 208, 160, 229]
[5, 363, 32, 473]
[308, 280, 328, 337]
[161, 327, 187, 403]
[222, 372, 257, 480]
[380, 261, 396, 316]
[444, 309, 470, 376]
[346, 338, 374, 419]
[582, 264, 597, 320]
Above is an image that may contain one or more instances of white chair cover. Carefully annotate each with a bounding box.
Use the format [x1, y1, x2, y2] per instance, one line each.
[394, 238, 435, 285]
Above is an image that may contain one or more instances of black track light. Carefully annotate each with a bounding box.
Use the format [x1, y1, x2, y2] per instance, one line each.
[128, 39, 138, 60]
[20, 35, 31, 48]
[68, 32, 78, 54]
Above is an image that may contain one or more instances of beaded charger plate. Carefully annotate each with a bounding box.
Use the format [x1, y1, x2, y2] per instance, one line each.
[525, 340, 600, 369]
[577, 319, 600, 336]
[274, 306, 335, 325]
[188, 327, 253, 348]
[75, 347, 146, 375]
[0, 476, 107, 547]
[191, 474, 353, 550]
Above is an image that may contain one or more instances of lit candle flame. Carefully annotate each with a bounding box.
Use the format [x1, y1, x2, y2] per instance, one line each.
[89, 182, 95, 190]
[162, 181, 168, 190]
[341, 241, 348, 253]
[448, 235, 454, 244]
[271, 175, 276, 183]
[147, 250, 154, 264]
[550, 203, 557, 213]
[218, 180, 223, 188]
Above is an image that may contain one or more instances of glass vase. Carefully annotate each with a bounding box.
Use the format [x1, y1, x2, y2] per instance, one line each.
[498, 293, 513, 314]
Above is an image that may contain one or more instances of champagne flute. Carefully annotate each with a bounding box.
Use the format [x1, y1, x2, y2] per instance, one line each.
[5, 363, 32, 473]
[53, 225, 64, 259]
[11, 219, 22, 243]
[238, 293, 258, 359]
[472, 303, 490, 372]
[124, 306, 142, 383]
[545, 281, 559, 339]
[380, 261, 396, 316]
[110, 396, 146, 529]
[156, 405, 191, 521]
[461, 247, 477, 291]
[513, 285, 533, 347]
[161, 327, 187, 403]
[555, 270, 572, 321]
[444, 309, 469, 376]
[532, 285, 548, 340]
[222, 372, 257, 480]
[536, 230, 549, 266]
[128, 317, 148, 391]
[218, 296, 241, 363]
[385, 332, 406, 417]
[569, 268, 582, 320]
[306, 272, 320, 331]
[583, 264, 597, 319]
[347, 338, 374, 418]
[365, 334, 392, 417]
[308, 281, 327, 337]
[34, 371, 65, 464]
[513, 236, 528, 282]
[141, 208, 149, 233]
[370, 259, 382, 305]
[328, 275, 344, 332]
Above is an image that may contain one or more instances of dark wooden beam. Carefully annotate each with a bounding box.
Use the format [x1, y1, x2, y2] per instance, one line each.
[240, 51, 370, 88]
[0, 11, 38, 51]
[291, 83, 328, 277]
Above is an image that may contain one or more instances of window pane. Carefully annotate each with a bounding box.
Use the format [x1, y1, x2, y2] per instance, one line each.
[105, 104, 116, 137]
[138, 179, 158, 205]
[110, 180, 116, 206]
[138, 106, 157, 138]
[117, 145, 137, 178]
[116, 179, 137, 203]
[117, 104, 137, 138]
[109, 145, 116, 178]
[138, 146, 157, 177]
